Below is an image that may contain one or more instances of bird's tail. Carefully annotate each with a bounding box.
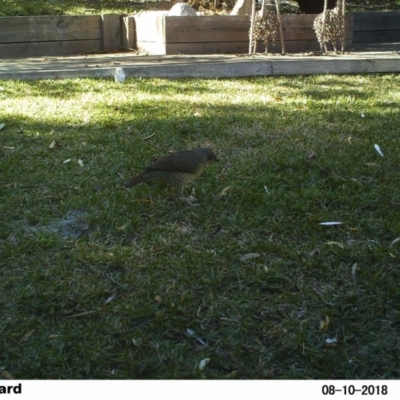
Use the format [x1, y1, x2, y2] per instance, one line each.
[124, 173, 150, 188]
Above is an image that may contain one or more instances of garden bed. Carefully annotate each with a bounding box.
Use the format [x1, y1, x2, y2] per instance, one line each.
[132, 11, 353, 55]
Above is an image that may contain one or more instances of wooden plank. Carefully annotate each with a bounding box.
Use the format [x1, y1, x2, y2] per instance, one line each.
[2, 54, 400, 81]
[134, 13, 353, 55]
[172, 38, 353, 55]
[124, 60, 274, 78]
[102, 14, 122, 51]
[272, 57, 400, 76]
[165, 41, 250, 55]
[0, 67, 114, 81]
[0, 40, 103, 58]
[281, 14, 352, 41]
[353, 11, 400, 31]
[353, 42, 400, 52]
[165, 16, 249, 43]
[0, 15, 102, 43]
[280, 14, 316, 41]
[122, 16, 136, 50]
[354, 30, 400, 44]
[164, 15, 352, 43]
[154, 14, 351, 55]
[124, 57, 400, 78]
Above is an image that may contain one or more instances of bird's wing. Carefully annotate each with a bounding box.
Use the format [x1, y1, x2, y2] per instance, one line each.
[145, 151, 201, 174]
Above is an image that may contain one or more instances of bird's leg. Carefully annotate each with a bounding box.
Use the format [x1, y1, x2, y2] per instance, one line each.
[179, 186, 199, 206]
[177, 185, 184, 198]
[165, 185, 179, 202]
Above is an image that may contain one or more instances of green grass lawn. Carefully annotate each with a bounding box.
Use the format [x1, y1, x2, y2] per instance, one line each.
[1, 74, 400, 379]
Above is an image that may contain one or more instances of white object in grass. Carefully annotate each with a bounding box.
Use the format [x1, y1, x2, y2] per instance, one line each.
[240, 253, 260, 261]
[390, 237, 400, 247]
[198, 358, 210, 371]
[114, 68, 126, 83]
[374, 144, 384, 157]
[325, 338, 337, 344]
[187, 328, 208, 347]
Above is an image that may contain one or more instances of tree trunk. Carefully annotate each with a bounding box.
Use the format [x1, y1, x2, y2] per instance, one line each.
[321, 0, 328, 53]
[275, 0, 285, 55]
[249, 0, 256, 54]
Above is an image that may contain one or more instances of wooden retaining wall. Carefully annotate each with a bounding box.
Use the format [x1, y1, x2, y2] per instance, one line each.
[133, 12, 353, 55]
[0, 14, 124, 58]
[353, 11, 400, 44]
[0, 11, 398, 58]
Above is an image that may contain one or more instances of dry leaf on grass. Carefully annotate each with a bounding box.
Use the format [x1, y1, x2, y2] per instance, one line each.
[390, 237, 400, 247]
[365, 163, 381, 168]
[20, 329, 35, 343]
[1, 370, 14, 380]
[219, 186, 231, 196]
[240, 253, 260, 262]
[187, 328, 208, 347]
[306, 150, 316, 159]
[143, 132, 155, 140]
[374, 144, 384, 157]
[325, 241, 345, 249]
[351, 263, 357, 284]
[320, 316, 330, 332]
[117, 223, 129, 231]
[198, 358, 210, 371]
[67, 310, 97, 318]
[325, 337, 338, 347]
[105, 293, 117, 304]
